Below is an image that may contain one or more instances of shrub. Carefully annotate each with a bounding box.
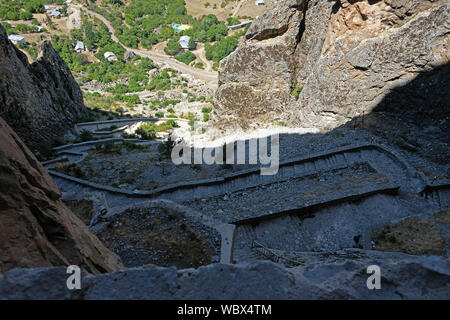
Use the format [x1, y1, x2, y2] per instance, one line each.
[175, 51, 196, 65]
[135, 122, 157, 140]
[194, 62, 204, 69]
[158, 134, 176, 159]
[54, 163, 86, 179]
[165, 120, 179, 128]
[291, 85, 304, 98]
[79, 130, 95, 142]
[164, 38, 182, 56]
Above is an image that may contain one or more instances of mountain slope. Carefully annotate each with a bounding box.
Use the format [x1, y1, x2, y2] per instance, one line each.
[0, 25, 86, 150]
[0, 116, 124, 274]
[214, 0, 449, 130]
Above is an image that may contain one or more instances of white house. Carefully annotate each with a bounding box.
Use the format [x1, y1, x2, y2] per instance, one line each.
[104, 51, 117, 61]
[74, 41, 86, 53]
[45, 5, 62, 11]
[179, 35, 191, 50]
[48, 10, 62, 17]
[255, 0, 265, 5]
[8, 34, 26, 45]
[228, 20, 253, 31]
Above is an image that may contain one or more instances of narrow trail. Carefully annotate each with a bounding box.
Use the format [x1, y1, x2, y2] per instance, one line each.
[232, 0, 246, 17]
[76, 5, 218, 83]
[193, 46, 214, 72]
[49, 143, 427, 216]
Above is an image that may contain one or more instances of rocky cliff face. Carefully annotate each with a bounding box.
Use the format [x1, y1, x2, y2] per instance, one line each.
[214, 0, 450, 131]
[0, 25, 86, 150]
[0, 116, 124, 274]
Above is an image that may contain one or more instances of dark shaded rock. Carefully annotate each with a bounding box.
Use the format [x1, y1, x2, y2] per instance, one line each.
[0, 25, 86, 150]
[0, 117, 124, 274]
[1, 250, 449, 299]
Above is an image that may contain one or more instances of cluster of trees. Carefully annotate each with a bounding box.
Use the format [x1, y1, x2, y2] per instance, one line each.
[175, 51, 196, 65]
[0, 0, 65, 20]
[205, 34, 238, 63]
[146, 68, 173, 91]
[134, 120, 179, 140]
[181, 14, 228, 43]
[105, 58, 155, 93]
[9, 23, 42, 33]
[91, 0, 231, 50]
[70, 18, 125, 60]
[204, 24, 250, 63]
[91, 0, 188, 49]
[87, 0, 248, 64]
[52, 31, 154, 85]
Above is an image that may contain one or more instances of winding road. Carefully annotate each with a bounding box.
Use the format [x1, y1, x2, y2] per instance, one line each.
[76, 5, 218, 82]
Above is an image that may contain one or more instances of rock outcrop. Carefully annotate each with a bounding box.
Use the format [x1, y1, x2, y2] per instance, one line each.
[0, 25, 86, 150]
[1, 249, 449, 299]
[213, 0, 450, 130]
[0, 116, 124, 274]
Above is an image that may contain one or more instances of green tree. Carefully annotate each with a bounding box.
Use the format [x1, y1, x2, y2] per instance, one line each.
[164, 38, 182, 56]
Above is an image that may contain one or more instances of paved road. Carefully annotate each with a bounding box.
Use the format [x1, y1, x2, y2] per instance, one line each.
[78, 5, 218, 83]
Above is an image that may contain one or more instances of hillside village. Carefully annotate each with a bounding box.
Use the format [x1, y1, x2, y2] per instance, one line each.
[0, 0, 266, 130]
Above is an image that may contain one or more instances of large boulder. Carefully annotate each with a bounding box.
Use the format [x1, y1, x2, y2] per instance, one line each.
[0, 117, 124, 274]
[0, 25, 86, 150]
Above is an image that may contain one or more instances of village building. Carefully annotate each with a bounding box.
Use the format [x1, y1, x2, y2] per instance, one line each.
[44, 5, 63, 11]
[8, 34, 26, 45]
[255, 0, 265, 5]
[104, 51, 118, 61]
[179, 35, 193, 50]
[74, 41, 86, 53]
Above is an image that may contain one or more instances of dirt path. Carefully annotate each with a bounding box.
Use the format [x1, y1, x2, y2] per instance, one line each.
[232, 0, 246, 17]
[77, 5, 218, 83]
[193, 46, 214, 72]
[67, 5, 82, 30]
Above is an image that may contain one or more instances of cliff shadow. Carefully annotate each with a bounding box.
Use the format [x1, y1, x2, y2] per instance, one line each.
[344, 62, 450, 166]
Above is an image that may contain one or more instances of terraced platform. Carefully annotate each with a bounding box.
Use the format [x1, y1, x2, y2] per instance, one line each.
[49, 143, 424, 208]
[46, 141, 448, 264]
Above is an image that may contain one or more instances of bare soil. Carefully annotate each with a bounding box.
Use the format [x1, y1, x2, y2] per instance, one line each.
[98, 206, 220, 268]
[372, 217, 446, 256]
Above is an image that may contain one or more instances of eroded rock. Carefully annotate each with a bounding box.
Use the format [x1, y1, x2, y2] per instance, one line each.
[0, 25, 86, 150]
[213, 0, 450, 131]
[0, 117, 124, 274]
